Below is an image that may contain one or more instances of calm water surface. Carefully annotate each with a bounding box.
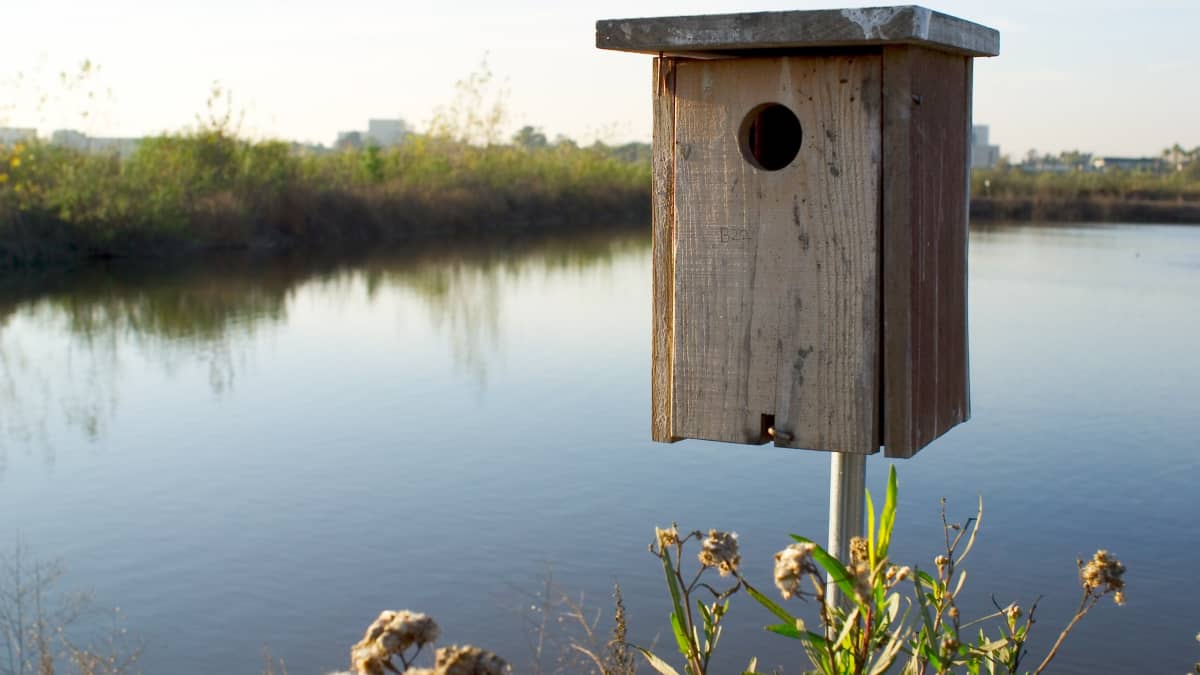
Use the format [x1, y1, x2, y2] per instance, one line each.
[0, 225, 1197, 673]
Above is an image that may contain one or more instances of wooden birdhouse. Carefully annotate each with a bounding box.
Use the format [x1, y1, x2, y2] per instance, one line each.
[597, 6, 999, 458]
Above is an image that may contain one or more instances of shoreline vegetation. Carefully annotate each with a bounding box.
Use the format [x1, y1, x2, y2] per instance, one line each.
[5, 129, 1200, 269]
[1, 73, 653, 269]
[0, 129, 652, 269]
[970, 163, 1200, 224]
[3, 88, 1199, 268]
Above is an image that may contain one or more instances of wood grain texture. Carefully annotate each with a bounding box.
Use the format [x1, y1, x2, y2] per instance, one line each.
[669, 55, 881, 454]
[881, 45, 971, 458]
[597, 7, 1000, 58]
[651, 57, 680, 442]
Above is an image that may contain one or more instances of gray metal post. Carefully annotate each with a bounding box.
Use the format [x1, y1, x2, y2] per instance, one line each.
[827, 451, 866, 609]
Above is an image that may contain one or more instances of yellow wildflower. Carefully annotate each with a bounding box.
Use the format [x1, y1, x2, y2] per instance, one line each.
[0, 173, 8, 184]
[9, 157, 19, 169]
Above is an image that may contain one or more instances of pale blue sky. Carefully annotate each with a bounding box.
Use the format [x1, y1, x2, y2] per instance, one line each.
[3, 1, 1197, 157]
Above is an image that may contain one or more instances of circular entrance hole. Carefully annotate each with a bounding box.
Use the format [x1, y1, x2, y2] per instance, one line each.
[738, 103, 802, 171]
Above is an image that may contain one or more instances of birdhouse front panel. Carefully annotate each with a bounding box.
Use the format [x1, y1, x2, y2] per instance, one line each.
[662, 55, 881, 454]
[607, 6, 999, 458]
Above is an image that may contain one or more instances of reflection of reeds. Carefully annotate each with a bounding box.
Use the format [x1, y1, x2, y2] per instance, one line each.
[0, 134, 650, 267]
[0, 230, 647, 458]
[0, 542, 143, 675]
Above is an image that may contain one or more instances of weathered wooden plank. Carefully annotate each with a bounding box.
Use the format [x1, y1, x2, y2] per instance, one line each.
[936, 57, 971, 431]
[959, 59, 973, 426]
[597, 6, 999, 58]
[881, 45, 970, 458]
[651, 57, 680, 443]
[670, 55, 881, 453]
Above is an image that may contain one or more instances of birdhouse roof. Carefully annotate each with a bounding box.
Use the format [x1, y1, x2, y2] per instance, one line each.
[596, 5, 999, 58]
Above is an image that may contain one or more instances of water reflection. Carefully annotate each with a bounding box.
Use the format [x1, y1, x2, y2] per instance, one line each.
[0, 224, 1197, 673]
[0, 229, 650, 460]
[356, 232, 649, 384]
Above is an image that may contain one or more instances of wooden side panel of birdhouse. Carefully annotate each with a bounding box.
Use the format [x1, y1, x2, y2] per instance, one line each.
[651, 57, 681, 443]
[666, 55, 882, 454]
[881, 45, 972, 458]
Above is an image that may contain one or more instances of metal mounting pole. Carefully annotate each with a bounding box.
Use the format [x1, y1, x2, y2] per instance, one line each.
[826, 451, 866, 609]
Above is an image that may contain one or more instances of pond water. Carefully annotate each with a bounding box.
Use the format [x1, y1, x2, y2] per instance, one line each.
[0, 224, 1197, 674]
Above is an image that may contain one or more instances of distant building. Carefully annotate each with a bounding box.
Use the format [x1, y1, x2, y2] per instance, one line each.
[335, 130, 364, 150]
[970, 125, 1000, 169]
[335, 118, 409, 150]
[366, 119, 408, 147]
[89, 137, 141, 157]
[1090, 156, 1164, 173]
[50, 129, 88, 149]
[51, 129, 141, 157]
[0, 127, 37, 145]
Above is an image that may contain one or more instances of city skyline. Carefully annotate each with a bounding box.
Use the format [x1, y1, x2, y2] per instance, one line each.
[3, 0, 1197, 156]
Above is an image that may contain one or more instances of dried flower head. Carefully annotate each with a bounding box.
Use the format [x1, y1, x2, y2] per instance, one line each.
[773, 542, 817, 600]
[655, 525, 680, 550]
[883, 562, 907, 583]
[848, 560, 873, 600]
[698, 530, 741, 576]
[350, 610, 441, 674]
[849, 536, 869, 565]
[1080, 549, 1126, 602]
[934, 554, 950, 576]
[434, 644, 510, 675]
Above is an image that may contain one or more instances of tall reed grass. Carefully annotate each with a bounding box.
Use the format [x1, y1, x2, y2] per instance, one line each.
[970, 164, 1200, 223]
[0, 131, 650, 267]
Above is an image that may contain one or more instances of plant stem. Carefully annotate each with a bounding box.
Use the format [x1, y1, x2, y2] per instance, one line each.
[1031, 595, 1096, 675]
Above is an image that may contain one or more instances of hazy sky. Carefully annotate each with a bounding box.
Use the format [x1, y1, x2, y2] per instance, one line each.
[3, 0, 1197, 157]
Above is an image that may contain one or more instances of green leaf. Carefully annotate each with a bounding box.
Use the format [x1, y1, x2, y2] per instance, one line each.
[698, 600, 713, 632]
[766, 622, 805, 639]
[766, 622, 833, 674]
[634, 645, 683, 675]
[790, 536, 857, 603]
[970, 638, 1010, 653]
[866, 488, 877, 568]
[877, 465, 898, 559]
[913, 573, 935, 633]
[661, 547, 685, 618]
[919, 640, 946, 671]
[659, 547, 693, 656]
[915, 569, 937, 590]
[744, 580, 798, 625]
[670, 611, 691, 658]
[833, 606, 860, 650]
